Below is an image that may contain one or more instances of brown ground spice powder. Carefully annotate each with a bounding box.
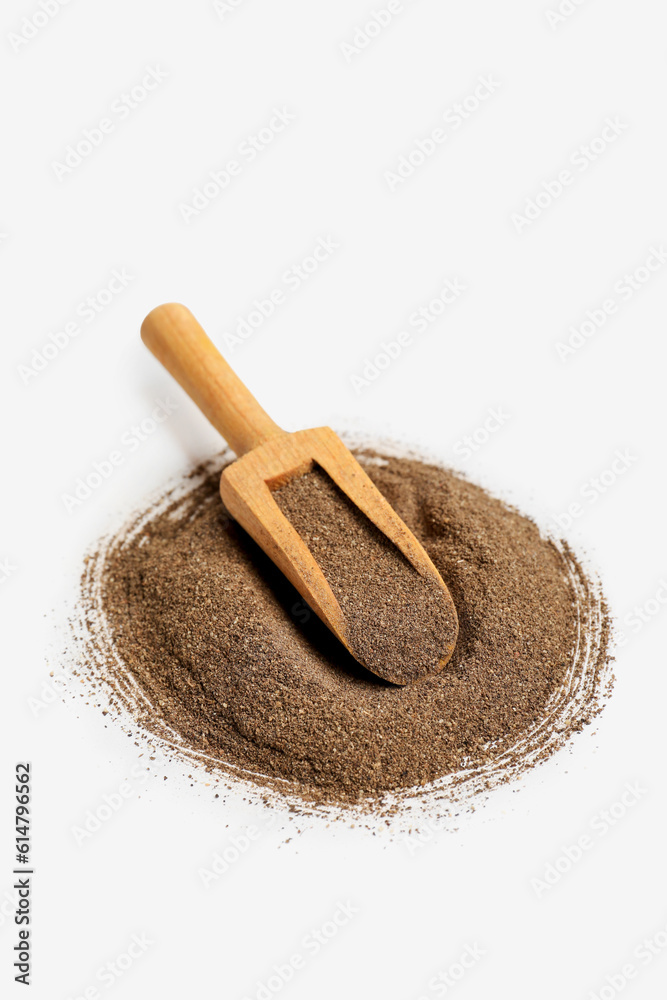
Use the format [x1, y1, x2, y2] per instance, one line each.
[273, 466, 458, 685]
[76, 448, 612, 811]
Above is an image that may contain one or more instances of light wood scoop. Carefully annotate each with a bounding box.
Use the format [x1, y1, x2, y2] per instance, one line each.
[140, 303, 458, 684]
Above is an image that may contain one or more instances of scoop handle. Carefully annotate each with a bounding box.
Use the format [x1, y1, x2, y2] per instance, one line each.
[141, 303, 283, 457]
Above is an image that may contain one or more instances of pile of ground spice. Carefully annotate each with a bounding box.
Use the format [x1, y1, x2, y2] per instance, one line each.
[273, 466, 458, 685]
[77, 449, 612, 810]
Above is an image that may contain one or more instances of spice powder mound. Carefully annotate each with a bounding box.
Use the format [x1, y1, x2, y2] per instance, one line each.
[273, 466, 458, 684]
[76, 449, 613, 811]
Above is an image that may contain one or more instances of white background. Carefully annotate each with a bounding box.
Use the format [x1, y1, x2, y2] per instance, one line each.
[2, 0, 666, 997]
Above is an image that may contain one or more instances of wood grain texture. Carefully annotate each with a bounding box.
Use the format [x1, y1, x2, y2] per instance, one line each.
[141, 303, 283, 457]
[141, 303, 459, 683]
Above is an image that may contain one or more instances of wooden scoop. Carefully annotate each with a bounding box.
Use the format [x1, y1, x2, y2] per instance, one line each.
[140, 303, 458, 684]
